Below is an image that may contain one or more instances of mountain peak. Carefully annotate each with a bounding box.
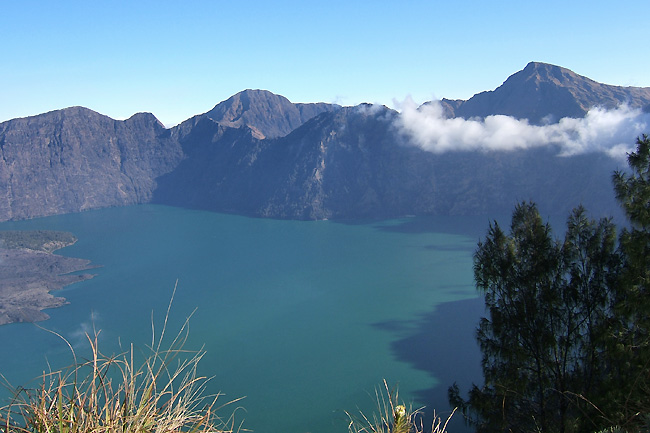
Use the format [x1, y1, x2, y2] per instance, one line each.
[517, 61, 588, 87]
[203, 89, 340, 139]
[523, 61, 570, 72]
[125, 112, 166, 129]
[451, 62, 650, 123]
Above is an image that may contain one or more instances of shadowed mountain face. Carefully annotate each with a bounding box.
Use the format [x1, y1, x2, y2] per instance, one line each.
[154, 105, 439, 219]
[155, 115, 274, 214]
[237, 105, 439, 220]
[442, 62, 650, 123]
[0, 63, 648, 222]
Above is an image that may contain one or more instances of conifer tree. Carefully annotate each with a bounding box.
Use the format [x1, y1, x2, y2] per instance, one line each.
[450, 135, 650, 432]
[607, 134, 650, 428]
[450, 203, 619, 433]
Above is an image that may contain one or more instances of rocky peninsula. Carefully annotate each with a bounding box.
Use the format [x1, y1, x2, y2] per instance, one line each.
[0, 230, 98, 325]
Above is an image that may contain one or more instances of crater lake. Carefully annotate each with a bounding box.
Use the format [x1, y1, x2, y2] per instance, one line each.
[0, 204, 491, 433]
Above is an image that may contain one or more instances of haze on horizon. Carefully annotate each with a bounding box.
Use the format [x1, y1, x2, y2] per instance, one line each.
[2, 0, 649, 128]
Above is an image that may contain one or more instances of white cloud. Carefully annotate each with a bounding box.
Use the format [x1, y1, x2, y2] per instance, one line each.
[395, 97, 650, 159]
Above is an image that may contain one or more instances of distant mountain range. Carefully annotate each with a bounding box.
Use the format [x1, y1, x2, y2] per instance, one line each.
[0, 62, 648, 222]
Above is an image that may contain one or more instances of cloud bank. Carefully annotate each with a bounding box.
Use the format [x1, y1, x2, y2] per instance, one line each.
[395, 98, 650, 159]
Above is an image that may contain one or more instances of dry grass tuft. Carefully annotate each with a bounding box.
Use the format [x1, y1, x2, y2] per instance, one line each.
[346, 380, 454, 433]
[0, 285, 244, 433]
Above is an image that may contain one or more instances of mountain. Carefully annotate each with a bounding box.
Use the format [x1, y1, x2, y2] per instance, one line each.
[155, 99, 448, 219]
[155, 114, 273, 214]
[155, 103, 623, 220]
[0, 64, 648, 223]
[0, 107, 182, 220]
[441, 62, 650, 123]
[202, 89, 340, 139]
[156, 105, 439, 219]
[253, 105, 438, 220]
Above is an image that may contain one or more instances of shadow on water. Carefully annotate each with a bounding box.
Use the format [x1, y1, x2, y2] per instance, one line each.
[336, 215, 506, 240]
[423, 243, 475, 253]
[373, 295, 486, 433]
[375, 217, 493, 238]
[338, 212, 598, 242]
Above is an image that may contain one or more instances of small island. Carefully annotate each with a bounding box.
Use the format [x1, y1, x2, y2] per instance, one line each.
[0, 230, 98, 325]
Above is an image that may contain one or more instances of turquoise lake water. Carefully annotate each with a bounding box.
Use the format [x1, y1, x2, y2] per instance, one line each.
[0, 205, 490, 433]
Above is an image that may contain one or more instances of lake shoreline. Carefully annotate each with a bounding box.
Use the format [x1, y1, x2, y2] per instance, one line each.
[0, 231, 98, 325]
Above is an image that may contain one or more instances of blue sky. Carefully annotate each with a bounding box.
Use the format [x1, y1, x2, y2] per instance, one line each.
[2, 0, 649, 127]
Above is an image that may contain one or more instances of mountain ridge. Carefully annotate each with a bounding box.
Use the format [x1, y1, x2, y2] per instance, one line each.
[0, 62, 648, 222]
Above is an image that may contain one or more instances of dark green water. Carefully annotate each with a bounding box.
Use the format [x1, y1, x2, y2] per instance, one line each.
[0, 205, 490, 433]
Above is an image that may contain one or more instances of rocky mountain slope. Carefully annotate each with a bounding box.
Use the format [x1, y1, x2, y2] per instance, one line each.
[0, 63, 648, 222]
[0, 107, 183, 220]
